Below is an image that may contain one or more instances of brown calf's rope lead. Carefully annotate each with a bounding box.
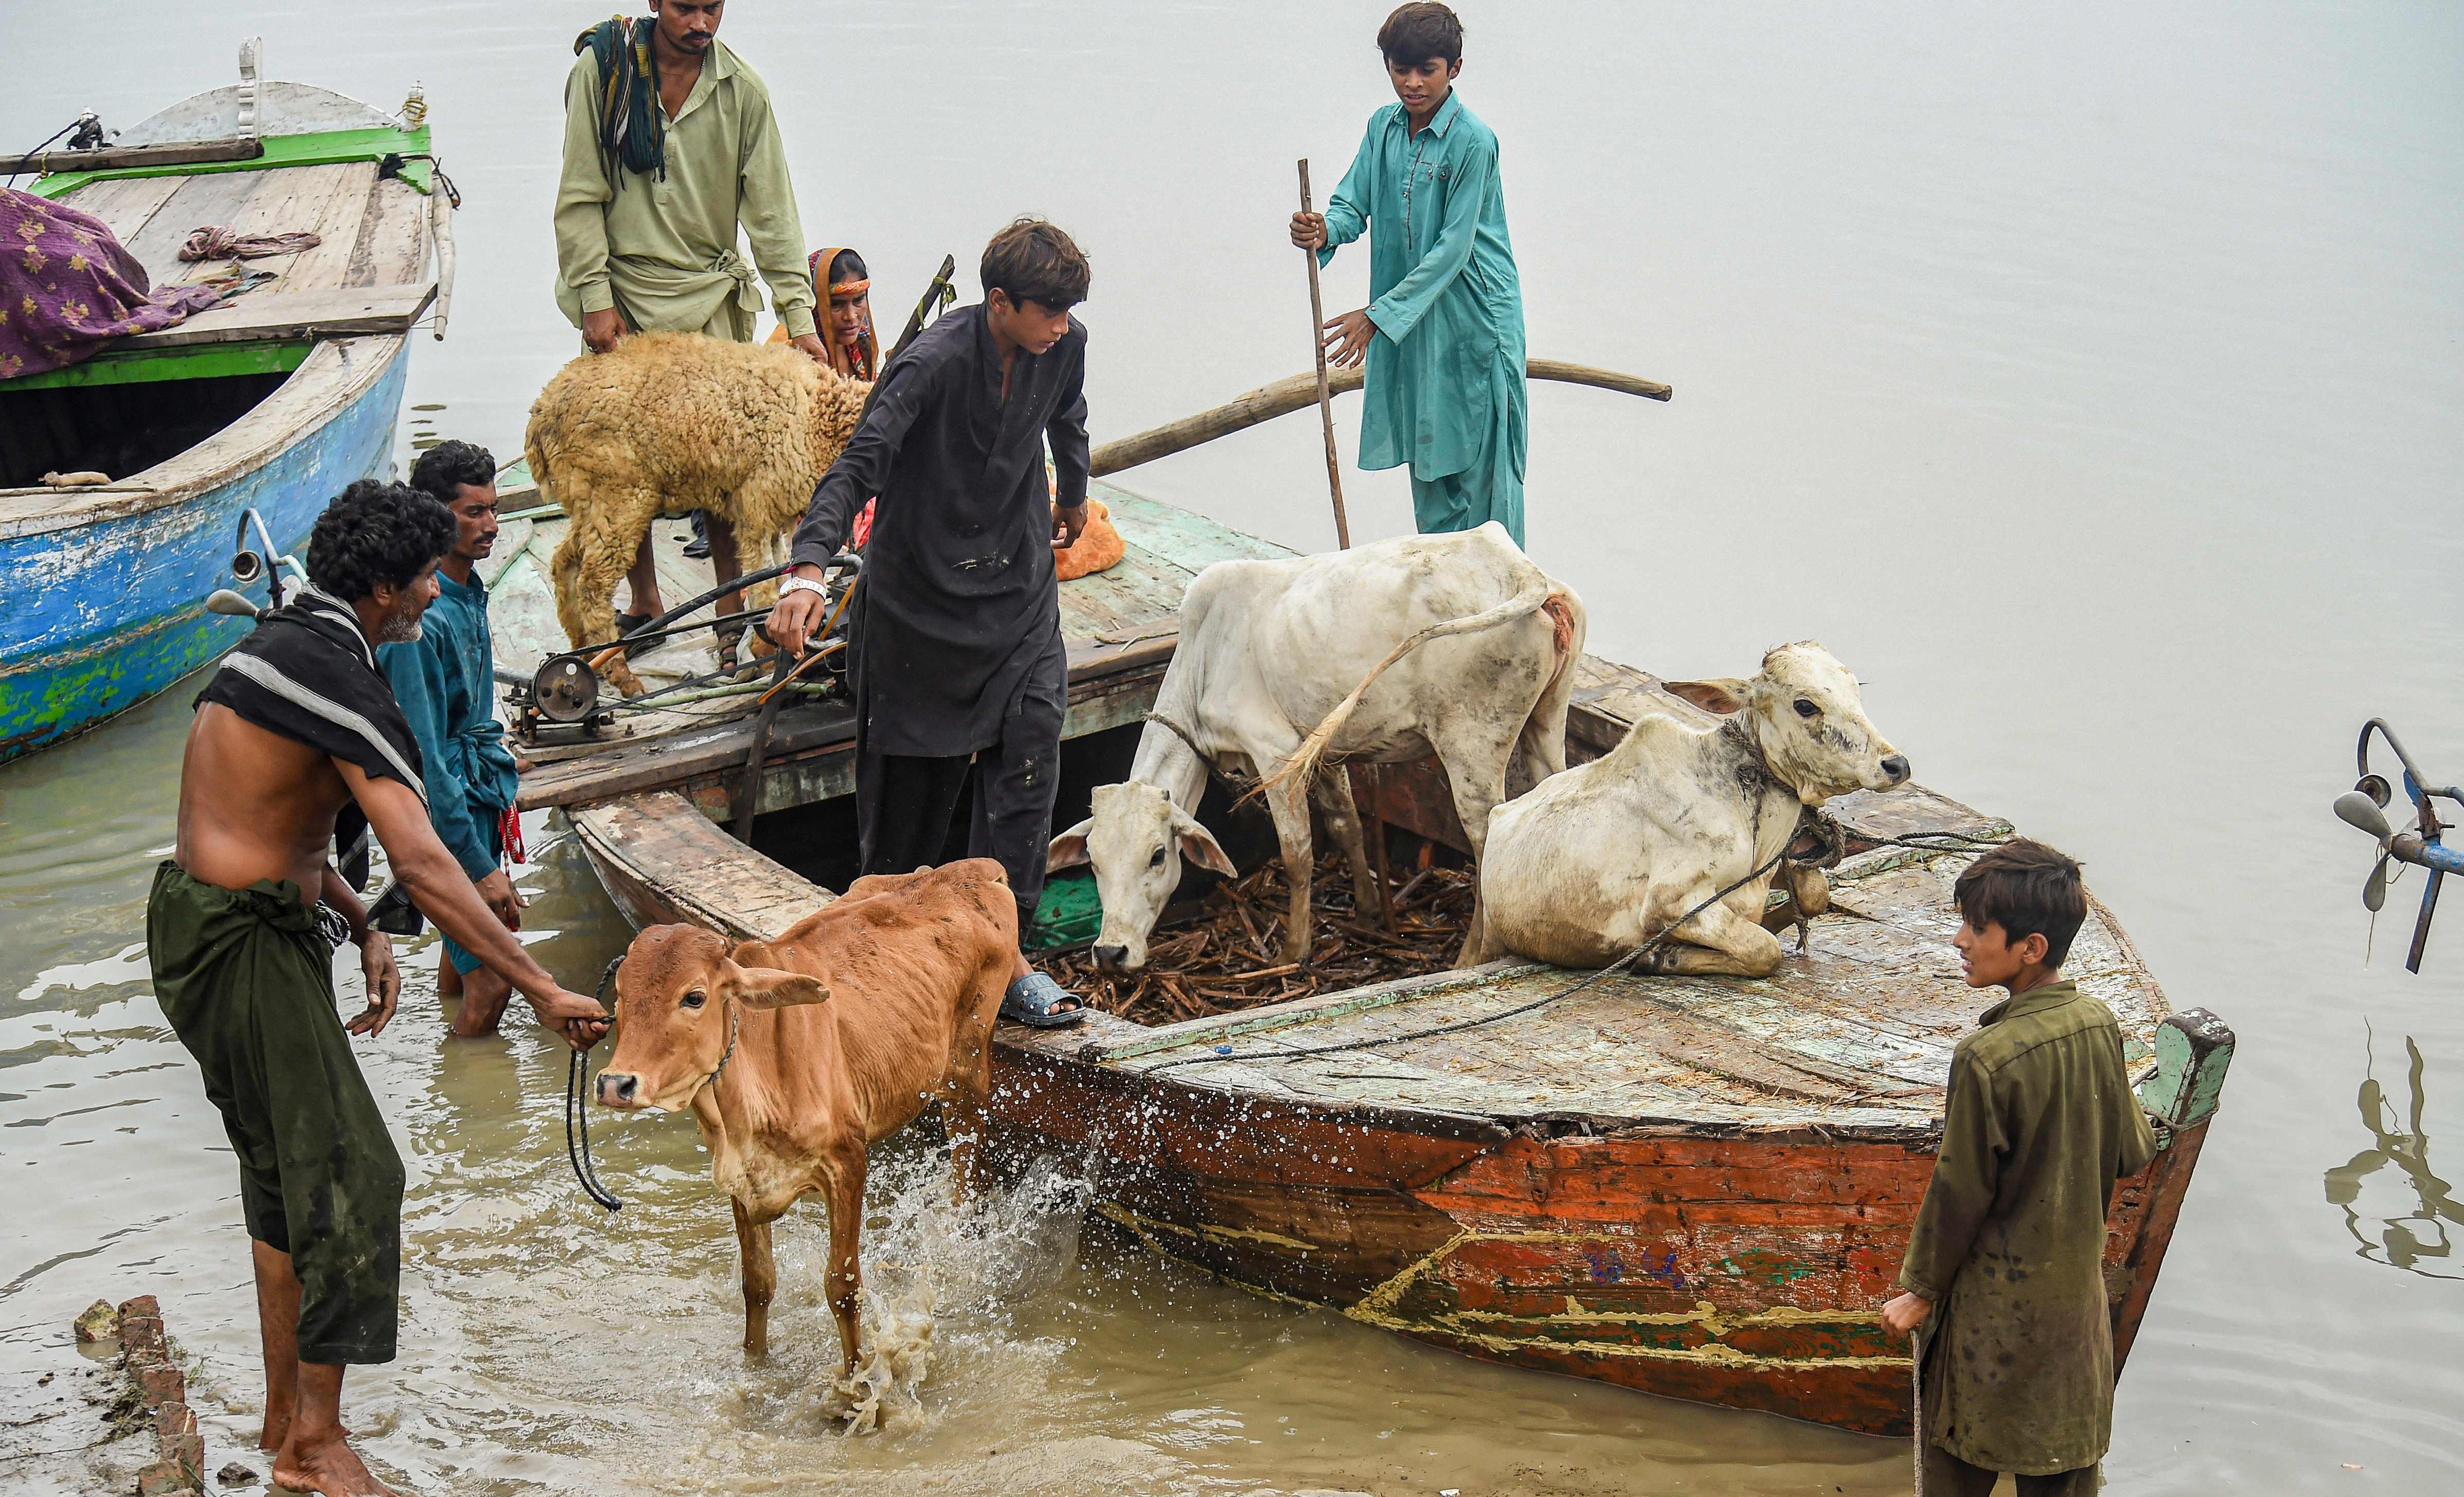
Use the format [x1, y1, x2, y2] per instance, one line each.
[566, 956, 626, 1213]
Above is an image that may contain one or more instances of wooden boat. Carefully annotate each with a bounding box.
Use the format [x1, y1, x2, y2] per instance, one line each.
[0, 41, 447, 761]
[493, 470, 2234, 1436]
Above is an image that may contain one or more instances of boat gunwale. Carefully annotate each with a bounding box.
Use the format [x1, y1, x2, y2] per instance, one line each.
[0, 332, 408, 533]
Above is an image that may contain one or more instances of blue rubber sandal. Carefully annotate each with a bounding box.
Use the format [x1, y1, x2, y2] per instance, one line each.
[1002, 971, 1087, 1028]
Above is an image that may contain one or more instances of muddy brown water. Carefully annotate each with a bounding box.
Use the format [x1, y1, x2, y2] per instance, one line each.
[5, 4, 2461, 1492]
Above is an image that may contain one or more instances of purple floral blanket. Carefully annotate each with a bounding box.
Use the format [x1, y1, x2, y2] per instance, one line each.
[2, 186, 230, 380]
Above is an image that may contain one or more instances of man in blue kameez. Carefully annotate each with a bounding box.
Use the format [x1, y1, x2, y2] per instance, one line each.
[379, 440, 526, 1038]
[1293, 3, 1528, 549]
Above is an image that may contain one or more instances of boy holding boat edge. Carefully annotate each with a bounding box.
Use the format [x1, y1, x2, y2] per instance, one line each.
[1291, 3, 1529, 548]
[151, 483, 605, 1497]
[1883, 840, 2157, 1495]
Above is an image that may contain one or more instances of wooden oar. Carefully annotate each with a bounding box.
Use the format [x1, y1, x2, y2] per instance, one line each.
[1090, 358, 1671, 478]
[1297, 159, 1351, 550]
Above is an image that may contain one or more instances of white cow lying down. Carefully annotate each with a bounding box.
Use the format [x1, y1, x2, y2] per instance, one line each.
[1049, 523, 1585, 969]
[1467, 641, 1909, 977]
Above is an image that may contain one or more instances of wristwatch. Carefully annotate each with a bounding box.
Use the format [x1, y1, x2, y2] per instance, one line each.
[779, 574, 829, 601]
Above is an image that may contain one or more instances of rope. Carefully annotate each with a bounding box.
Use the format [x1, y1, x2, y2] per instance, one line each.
[1142, 710, 1258, 796]
[565, 956, 627, 1213]
[176, 225, 322, 262]
[1147, 842, 1795, 1074]
[704, 1005, 742, 1088]
[563, 952, 742, 1211]
[4, 118, 80, 187]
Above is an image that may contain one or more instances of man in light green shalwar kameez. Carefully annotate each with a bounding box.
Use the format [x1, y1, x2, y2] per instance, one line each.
[1294, 4, 1528, 548]
[552, 0, 823, 615]
[553, 2, 818, 352]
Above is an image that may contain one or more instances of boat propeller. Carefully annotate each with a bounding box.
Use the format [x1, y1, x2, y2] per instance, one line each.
[2336, 720, 2461, 972]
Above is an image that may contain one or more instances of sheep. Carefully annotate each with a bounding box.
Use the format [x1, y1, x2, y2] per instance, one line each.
[524, 332, 871, 697]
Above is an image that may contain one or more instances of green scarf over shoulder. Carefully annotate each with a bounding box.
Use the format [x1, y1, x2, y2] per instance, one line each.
[579, 15, 665, 184]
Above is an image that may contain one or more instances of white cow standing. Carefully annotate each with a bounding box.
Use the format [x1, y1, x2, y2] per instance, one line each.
[1049, 524, 1585, 969]
[1468, 641, 1909, 976]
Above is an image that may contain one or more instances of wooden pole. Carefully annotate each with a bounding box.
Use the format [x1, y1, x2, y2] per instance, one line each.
[1087, 358, 1668, 477]
[1298, 159, 1352, 550]
[1300, 165, 1392, 926]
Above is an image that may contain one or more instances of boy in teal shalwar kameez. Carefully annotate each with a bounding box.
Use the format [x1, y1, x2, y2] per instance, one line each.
[377, 440, 525, 1037]
[1295, 3, 1528, 548]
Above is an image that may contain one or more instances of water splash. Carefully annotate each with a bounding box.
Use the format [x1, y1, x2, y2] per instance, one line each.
[785, 1143, 1094, 1435]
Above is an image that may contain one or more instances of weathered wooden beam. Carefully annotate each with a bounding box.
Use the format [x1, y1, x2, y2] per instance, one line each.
[0, 138, 265, 176]
[113, 283, 436, 351]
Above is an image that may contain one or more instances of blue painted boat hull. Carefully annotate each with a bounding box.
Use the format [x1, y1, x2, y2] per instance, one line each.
[0, 338, 410, 763]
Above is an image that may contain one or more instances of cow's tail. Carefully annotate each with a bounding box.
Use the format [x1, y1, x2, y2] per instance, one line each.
[1539, 590, 1579, 691]
[1258, 570, 1557, 800]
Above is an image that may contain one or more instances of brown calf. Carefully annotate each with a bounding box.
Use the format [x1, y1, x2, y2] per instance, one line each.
[595, 859, 1021, 1375]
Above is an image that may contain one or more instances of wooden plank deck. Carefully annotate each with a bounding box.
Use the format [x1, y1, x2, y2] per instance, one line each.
[49, 152, 434, 350]
[504, 481, 1292, 814]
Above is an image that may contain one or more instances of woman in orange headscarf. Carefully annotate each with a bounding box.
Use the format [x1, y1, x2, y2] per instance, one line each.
[773, 248, 883, 545]
[774, 248, 1121, 573]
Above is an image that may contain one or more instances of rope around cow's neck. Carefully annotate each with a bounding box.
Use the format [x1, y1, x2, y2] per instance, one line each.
[702, 1004, 742, 1091]
[1142, 807, 2010, 1076]
[564, 954, 743, 1212]
[1142, 710, 1257, 797]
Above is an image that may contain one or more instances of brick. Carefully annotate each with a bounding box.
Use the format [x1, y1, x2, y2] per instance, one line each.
[155, 1400, 197, 1442]
[167, 1431, 205, 1479]
[117, 1294, 163, 1321]
[134, 1458, 191, 1497]
[135, 1361, 185, 1409]
[121, 1314, 167, 1363]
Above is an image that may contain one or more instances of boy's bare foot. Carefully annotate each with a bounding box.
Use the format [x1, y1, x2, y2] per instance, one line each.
[273, 1427, 396, 1496]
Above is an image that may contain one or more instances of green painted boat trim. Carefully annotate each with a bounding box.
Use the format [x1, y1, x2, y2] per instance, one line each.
[0, 341, 309, 393]
[2135, 1007, 2235, 1130]
[29, 124, 435, 199]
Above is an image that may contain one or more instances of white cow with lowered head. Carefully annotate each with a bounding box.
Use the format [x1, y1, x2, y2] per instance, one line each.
[1466, 641, 1909, 976]
[1049, 523, 1584, 969]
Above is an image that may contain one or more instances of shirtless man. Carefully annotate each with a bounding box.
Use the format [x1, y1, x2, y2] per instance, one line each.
[150, 480, 605, 1497]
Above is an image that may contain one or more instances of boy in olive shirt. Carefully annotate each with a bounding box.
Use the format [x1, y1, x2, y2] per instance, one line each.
[1882, 840, 2157, 1495]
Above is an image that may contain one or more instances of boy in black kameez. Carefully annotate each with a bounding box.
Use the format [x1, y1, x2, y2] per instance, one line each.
[1883, 840, 2157, 1495]
[774, 220, 1095, 1027]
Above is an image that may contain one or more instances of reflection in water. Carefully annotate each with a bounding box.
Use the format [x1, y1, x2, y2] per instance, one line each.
[2324, 1030, 2463, 1279]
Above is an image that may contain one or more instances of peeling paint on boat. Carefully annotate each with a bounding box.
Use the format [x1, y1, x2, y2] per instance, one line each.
[0, 342, 409, 760]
